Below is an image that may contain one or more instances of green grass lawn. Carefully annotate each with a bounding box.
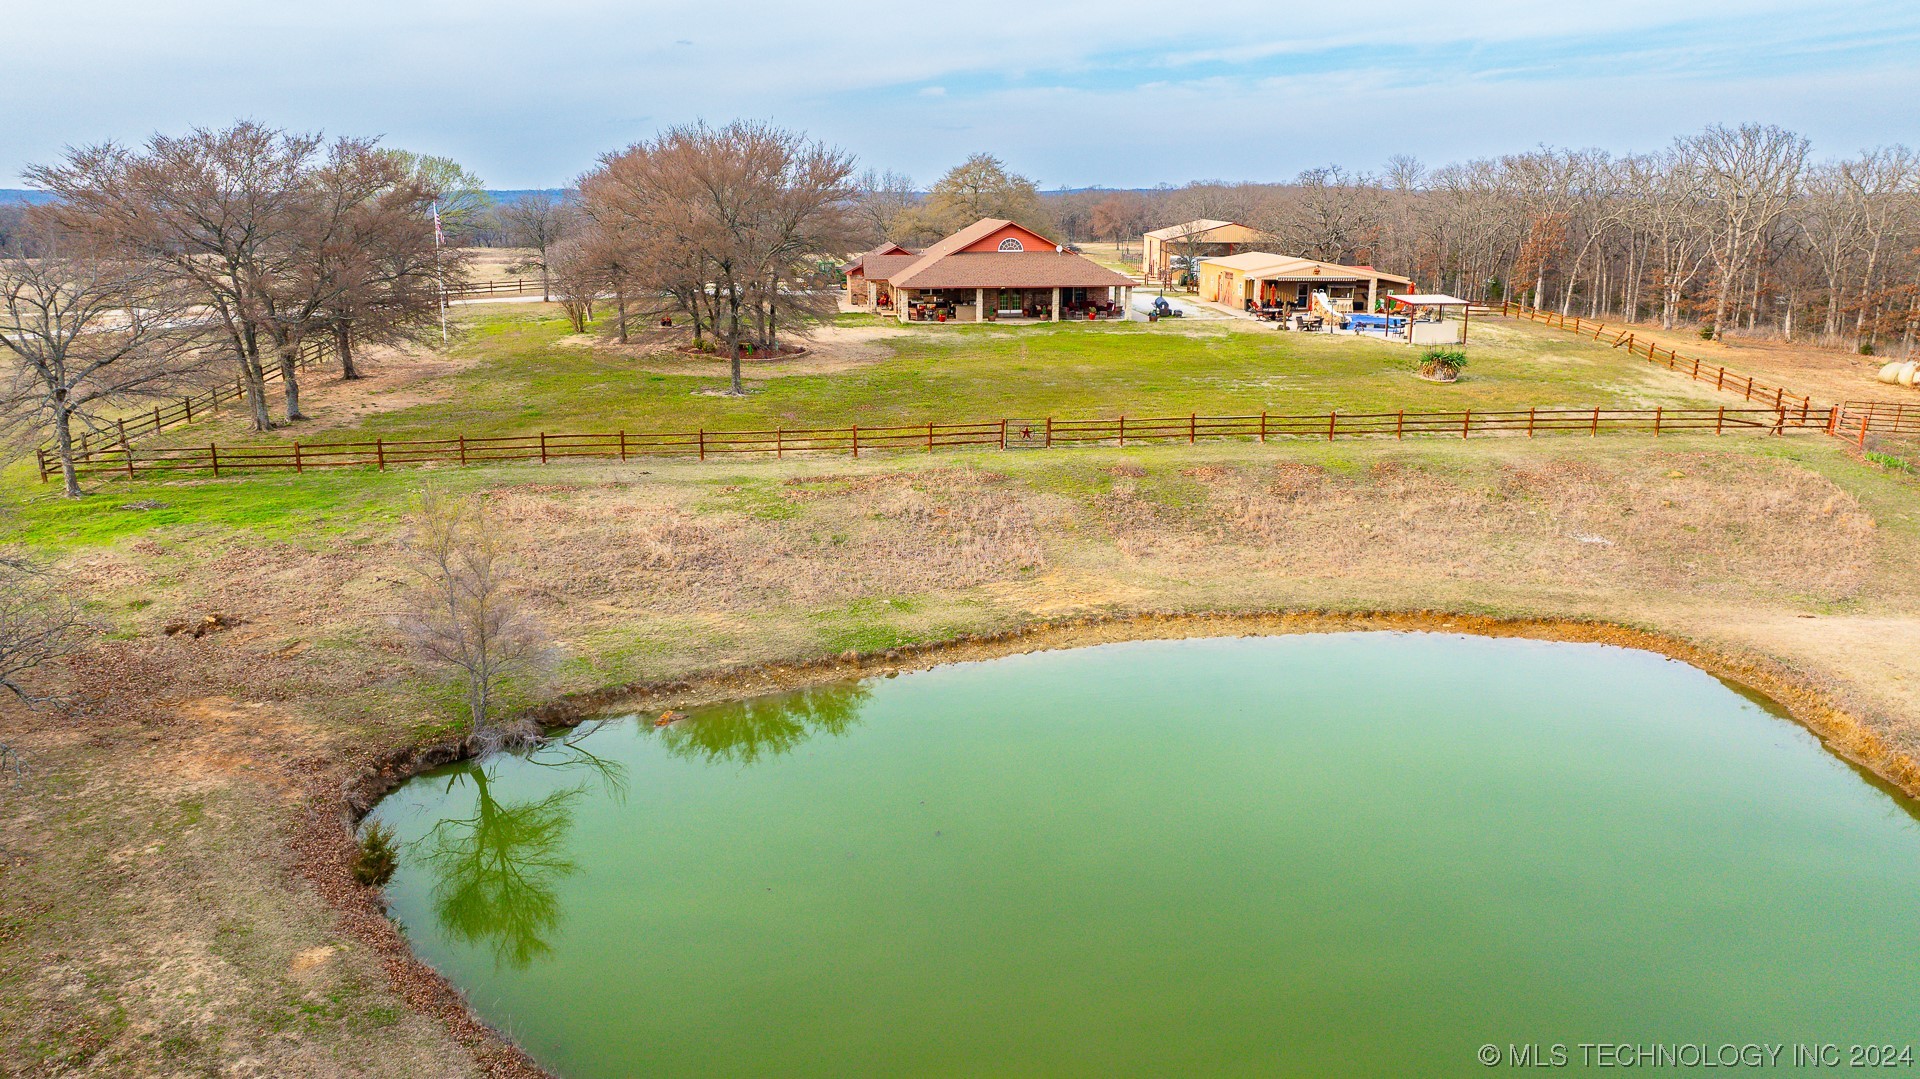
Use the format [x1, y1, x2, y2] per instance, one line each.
[132, 307, 1738, 454]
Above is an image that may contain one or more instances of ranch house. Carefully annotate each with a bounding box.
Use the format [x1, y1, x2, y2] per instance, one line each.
[845, 219, 1137, 323]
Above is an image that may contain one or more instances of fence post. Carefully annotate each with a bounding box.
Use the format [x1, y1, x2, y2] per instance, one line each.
[1044, 417, 1052, 449]
[540, 432, 549, 464]
[618, 431, 627, 462]
[1527, 408, 1536, 438]
[152, 406, 161, 432]
[125, 446, 135, 479]
[1826, 406, 1838, 436]
[1715, 368, 1725, 391]
[294, 442, 303, 473]
[850, 425, 858, 458]
[1716, 407, 1725, 435]
[776, 428, 783, 459]
[209, 444, 219, 478]
[1773, 408, 1785, 436]
[1326, 411, 1337, 442]
[35, 447, 47, 483]
[1858, 413, 1870, 449]
[1653, 407, 1662, 437]
[1591, 407, 1600, 437]
[184, 396, 193, 423]
[926, 422, 934, 452]
[1691, 357, 1700, 380]
[998, 419, 1007, 450]
[1259, 411, 1267, 443]
[460, 435, 468, 465]
[375, 438, 385, 471]
[1189, 413, 1196, 444]
[1461, 409, 1471, 439]
[1118, 415, 1125, 447]
[697, 429, 705, 461]
[1744, 376, 1754, 400]
[1395, 410, 1404, 440]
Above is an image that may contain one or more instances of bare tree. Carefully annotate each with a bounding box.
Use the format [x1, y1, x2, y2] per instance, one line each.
[582, 121, 858, 394]
[1680, 124, 1809, 338]
[1091, 193, 1149, 261]
[399, 488, 550, 736]
[545, 235, 607, 334]
[310, 146, 465, 379]
[0, 229, 209, 496]
[29, 123, 322, 432]
[851, 169, 917, 247]
[498, 193, 570, 302]
[0, 553, 90, 784]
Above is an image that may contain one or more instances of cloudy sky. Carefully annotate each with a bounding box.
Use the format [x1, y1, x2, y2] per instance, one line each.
[6, 0, 1918, 190]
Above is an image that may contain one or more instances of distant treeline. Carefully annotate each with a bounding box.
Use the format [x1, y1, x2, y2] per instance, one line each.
[1013, 126, 1920, 352]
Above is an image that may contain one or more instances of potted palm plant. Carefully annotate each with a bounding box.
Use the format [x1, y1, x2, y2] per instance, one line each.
[1417, 347, 1467, 383]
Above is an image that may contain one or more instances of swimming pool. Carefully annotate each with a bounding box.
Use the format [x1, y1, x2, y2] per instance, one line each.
[1347, 312, 1407, 331]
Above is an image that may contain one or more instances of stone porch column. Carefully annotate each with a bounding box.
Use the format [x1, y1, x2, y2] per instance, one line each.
[1050, 287, 1060, 322]
[976, 287, 985, 322]
[1121, 285, 1133, 320]
[867, 280, 877, 310]
[1367, 278, 1378, 312]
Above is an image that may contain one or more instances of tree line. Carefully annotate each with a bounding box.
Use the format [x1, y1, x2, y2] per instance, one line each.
[1, 123, 482, 495]
[1026, 125, 1918, 352]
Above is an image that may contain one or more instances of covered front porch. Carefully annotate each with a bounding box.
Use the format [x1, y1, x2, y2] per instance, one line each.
[1234, 276, 1383, 320]
[896, 285, 1135, 323]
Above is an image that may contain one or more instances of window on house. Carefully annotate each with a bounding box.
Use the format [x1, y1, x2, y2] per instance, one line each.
[997, 238, 1023, 252]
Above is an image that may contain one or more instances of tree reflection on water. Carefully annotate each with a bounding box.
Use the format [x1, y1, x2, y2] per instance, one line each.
[412, 682, 873, 969]
[417, 726, 626, 970]
[658, 681, 872, 767]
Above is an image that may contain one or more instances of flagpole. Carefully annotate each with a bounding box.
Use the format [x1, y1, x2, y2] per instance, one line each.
[433, 202, 448, 344]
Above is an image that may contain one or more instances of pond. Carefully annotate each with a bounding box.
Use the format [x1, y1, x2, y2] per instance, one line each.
[367, 634, 1920, 1077]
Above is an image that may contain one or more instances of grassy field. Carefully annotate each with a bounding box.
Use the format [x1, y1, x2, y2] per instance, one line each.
[5, 304, 1920, 1076]
[104, 306, 1748, 462]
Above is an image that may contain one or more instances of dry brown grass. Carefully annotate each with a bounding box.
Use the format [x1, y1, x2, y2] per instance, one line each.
[470, 468, 1045, 618]
[1092, 452, 1876, 602]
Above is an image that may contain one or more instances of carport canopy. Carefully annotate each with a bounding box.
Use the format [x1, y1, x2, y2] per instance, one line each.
[1385, 293, 1475, 343]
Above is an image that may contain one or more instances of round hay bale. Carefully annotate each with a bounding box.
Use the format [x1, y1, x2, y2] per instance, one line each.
[1878, 362, 1905, 384]
[1898, 361, 1920, 387]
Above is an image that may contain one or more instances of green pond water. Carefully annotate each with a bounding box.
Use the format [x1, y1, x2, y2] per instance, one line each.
[369, 634, 1920, 1077]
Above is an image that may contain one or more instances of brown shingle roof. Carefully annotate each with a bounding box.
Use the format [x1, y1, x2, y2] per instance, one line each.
[890, 251, 1136, 290]
[843, 242, 918, 274]
[853, 253, 921, 280]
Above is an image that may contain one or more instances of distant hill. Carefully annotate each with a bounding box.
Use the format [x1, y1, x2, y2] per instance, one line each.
[487, 189, 569, 203]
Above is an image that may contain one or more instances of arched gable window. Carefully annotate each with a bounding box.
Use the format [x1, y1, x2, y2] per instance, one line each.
[997, 238, 1024, 252]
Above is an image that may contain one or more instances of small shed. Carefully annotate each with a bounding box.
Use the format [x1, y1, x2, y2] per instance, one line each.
[1385, 294, 1474, 345]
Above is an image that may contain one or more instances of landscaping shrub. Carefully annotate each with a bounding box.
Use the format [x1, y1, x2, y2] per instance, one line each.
[352, 822, 399, 887]
[1859, 341, 1876, 356]
[1699, 324, 1717, 340]
[1416, 347, 1468, 380]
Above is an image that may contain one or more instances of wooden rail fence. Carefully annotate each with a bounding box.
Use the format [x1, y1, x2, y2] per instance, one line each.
[443, 277, 545, 300]
[1491, 301, 1819, 414]
[47, 337, 334, 463]
[39, 407, 1824, 483]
